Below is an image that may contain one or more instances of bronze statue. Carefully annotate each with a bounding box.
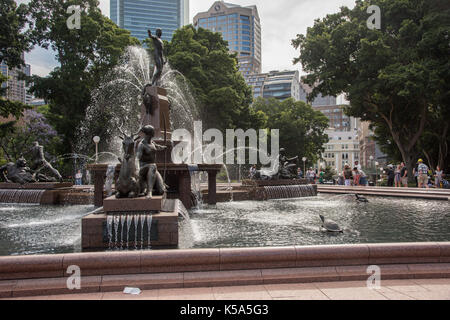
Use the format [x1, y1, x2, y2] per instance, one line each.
[253, 148, 298, 180]
[115, 129, 140, 198]
[26, 141, 62, 182]
[0, 157, 36, 184]
[278, 148, 298, 179]
[142, 83, 154, 115]
[136, 125, 167, 197]
[147, 28, 165, 86]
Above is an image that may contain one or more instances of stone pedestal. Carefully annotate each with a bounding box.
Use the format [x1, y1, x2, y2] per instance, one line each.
[141, 86, 170, 140]
[81, 199, 181, 250]
[103, 195, 164, 212]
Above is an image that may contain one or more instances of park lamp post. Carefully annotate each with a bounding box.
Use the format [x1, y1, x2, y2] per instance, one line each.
[369, 156, 374, 184]
[302, 157, 307, 177]
[93, 136, 100, 163]
[375, 161, 379, 186]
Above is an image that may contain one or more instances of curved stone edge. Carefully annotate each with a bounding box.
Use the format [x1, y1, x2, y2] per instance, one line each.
[0, 242, 449, 281]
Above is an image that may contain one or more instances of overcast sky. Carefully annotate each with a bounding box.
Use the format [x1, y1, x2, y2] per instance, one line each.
[24, 0, 356, 77]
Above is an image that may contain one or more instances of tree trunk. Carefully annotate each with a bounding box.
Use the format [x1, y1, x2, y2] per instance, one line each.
[438, 123, 448, 170]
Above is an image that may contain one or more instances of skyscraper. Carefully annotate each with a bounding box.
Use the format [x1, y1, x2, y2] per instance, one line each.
[193, 1, 262, 76]
[247, 70, 301, 101]
[110, 0, 189, 42]
[0, 53, 31, 104]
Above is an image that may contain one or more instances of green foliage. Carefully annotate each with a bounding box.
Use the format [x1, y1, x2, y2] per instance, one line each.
[323, 166, 336, 181]
[0, 0, 31, 157]
[0, 109, 61, 164]
[252, 97, 329, 164]
[292, 0, 450, 179]
[165, 26, 260, 131]
[26, 0, 140, 154]
[0, 0, 30, 68]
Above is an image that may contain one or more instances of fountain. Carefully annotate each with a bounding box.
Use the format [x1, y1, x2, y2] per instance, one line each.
[0, 145, 73, 204]
[81, 29, 221, 251]
[241, 148, 318, 200]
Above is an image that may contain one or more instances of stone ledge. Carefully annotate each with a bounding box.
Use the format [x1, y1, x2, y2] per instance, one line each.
[0, 242, 449, 280]
[1, 263, 449, 298]
[0, 182, 72, 189]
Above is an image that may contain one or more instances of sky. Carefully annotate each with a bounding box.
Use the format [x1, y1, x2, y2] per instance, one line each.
[24, 0, 357, 78]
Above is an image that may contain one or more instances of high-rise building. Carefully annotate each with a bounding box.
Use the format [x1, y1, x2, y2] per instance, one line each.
[110, 0, 189, 42]
[247, 70, 301, 101]
[300, 82, 337, 106]
[0, 54, 30, 104]
[193, 1, 262, 75]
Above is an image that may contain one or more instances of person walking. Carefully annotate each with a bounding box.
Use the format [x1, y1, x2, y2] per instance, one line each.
[75, 170, 83, 186]
[297, 168, 303, 179]
[319, 169, 325, 184]
[435, 166, 443, 188]
[400, 162, 408, 188]
[343, 164, 353, 186]
[417, 159, 429, 188]
[386, 165, 395, 187]
[353, 167, 360, 186]
[359, 169, 368, 186]
[306, 168, 315, 184]
[394, 164, 402, 188]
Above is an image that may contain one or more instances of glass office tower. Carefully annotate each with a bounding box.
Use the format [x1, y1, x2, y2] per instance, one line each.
[193, 1, 262, 76]
[111, 0, 189, 42]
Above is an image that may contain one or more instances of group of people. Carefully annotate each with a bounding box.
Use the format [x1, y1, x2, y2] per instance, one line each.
[385, 159, 446, 189]
[341, 159, 446, 188]
[341, 161, 368, 186]
[296, 167, 326, 184]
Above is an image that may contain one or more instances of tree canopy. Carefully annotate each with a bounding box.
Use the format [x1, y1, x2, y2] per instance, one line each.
[0, 0, 30, 149]
[252, 97, 330, 165]
[27, 0, 140, 154]
[293, 0, 450, 177]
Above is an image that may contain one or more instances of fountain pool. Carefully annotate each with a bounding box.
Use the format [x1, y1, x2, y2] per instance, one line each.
[0, 194, 449, 256]
[179, 194, 450, 248]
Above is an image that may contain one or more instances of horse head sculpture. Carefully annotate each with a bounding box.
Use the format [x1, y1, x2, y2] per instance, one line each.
[115, 125, 141, 198]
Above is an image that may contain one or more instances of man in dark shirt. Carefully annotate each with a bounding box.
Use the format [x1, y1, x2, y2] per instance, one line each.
[386, 164, 395, 187]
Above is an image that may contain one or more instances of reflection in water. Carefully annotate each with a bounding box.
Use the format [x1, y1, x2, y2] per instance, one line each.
[0, 194, 449, 256]
[0, 204, 94, 256]
[178, 194, 450, 248]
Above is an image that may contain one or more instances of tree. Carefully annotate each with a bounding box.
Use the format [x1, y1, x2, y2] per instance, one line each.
[252, 97, 329, 165]
[292, 0, 450, 181]
[0, 108, 61, 165]
[0, 0, 30, 68]
[0, 0, 31, 157]
[26, 0, 140, 155]
[165, 25, 261, 131]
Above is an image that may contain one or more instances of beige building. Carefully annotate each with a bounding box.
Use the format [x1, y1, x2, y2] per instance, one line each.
[314, 105, 360, 172]
[193, 1, 262, 76]
[1, 61, 30, 104]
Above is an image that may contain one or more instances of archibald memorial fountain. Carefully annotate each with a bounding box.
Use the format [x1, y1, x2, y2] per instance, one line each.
[83, 29, 222, 250]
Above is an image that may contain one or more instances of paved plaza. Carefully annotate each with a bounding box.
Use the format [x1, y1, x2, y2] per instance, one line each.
[2, 278, 449, 300]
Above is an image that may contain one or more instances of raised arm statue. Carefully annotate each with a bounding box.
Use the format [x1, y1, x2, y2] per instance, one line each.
[147, 28, 165, 86]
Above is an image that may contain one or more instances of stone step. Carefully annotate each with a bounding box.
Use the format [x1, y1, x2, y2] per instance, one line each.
[1, 263, 449, 298]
